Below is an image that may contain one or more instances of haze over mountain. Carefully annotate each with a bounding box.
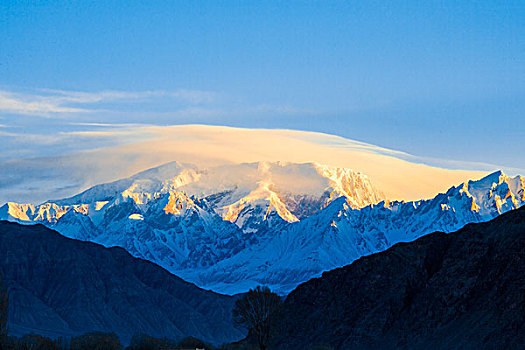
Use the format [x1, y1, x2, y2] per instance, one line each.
[0, 221, 244, 345]
[3, 161, 523, 294]
[0, 124, 495, 205]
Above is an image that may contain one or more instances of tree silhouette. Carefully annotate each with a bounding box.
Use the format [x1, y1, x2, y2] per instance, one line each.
[233, 285, 282, 350]
[70, 332, 122, 350]
[0, 273, 8, 348]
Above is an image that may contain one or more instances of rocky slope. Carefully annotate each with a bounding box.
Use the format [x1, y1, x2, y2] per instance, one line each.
[0, 221, 244, 345]
[273, 205, 525, 349]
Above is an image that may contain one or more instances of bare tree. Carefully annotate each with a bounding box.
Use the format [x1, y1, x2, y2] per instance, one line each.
[0, 273, 8, 348]
[233, 285, 282, 350]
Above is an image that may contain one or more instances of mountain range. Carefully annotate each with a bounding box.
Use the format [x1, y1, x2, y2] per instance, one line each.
[1, 161, 523, 294]
[0, 221, 244, 345]
[273, 204, 525, 349]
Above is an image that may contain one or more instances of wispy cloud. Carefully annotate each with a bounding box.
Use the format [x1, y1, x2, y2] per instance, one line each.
[0, 86, 317, 124]
[247, 104, 319, 115]
[0, 125, 149, 145]
[0, 88, 217, 117]
[67, 122, 151, 127]
[0, 130, 62, 144]
[40, 88, 217, 105]
[58, 127, 153, 140]
[0, 91, 89, 115]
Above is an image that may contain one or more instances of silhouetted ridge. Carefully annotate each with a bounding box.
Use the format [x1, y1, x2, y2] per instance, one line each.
[273, 206, 525, 350]
[0, 221, 245, 345]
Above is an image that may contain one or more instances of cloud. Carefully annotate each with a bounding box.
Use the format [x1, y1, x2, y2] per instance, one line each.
[0, 124, 495, 205]
[40, 88, 217, 105]
[67, 122, 153, 128]
[57, 127, 154, 141]
[58, 130, 123, 137]
[0, 88, 218, 117]
[0, 91, 89, 116]
[0, 130, 62, 144]
[247, 104, 319, 115]
[0, 125, 152, 148]
[0, 86, 317, 127]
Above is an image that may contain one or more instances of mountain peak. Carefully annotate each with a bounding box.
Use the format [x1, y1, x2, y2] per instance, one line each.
[469, 170, 505, 185]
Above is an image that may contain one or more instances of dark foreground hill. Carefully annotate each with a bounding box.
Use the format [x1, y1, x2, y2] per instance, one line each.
[273, 206, 525, 350]
[0, 221, 245, 345]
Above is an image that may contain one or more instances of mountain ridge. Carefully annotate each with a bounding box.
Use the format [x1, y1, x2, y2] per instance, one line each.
[0, 220, 245, 345]
[1, 161, 523, 294]
[272, 204, 525, 349]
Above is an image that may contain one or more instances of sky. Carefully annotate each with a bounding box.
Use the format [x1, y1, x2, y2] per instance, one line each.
[0, 1, 524, 201]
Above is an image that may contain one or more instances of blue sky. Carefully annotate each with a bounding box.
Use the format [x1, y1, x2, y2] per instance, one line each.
[1, 1, 524, 169]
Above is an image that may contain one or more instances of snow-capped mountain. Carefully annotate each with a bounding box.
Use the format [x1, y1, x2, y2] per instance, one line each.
[47, 160, 385, 227]
[1, 162, 523, 295]
[0, 161, 384, 276]
[192, 170, 524, 294]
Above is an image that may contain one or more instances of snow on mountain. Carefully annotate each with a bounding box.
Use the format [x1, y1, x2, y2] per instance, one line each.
[189, 170, 524, 294]
[47, 160, 385, 231]
[1, 161, 522, 295]
[0, 161, 384, 276]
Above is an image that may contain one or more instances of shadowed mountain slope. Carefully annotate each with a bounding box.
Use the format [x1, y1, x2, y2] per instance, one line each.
[0, 221, 245, 345]
[274, 206, 525, 349]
